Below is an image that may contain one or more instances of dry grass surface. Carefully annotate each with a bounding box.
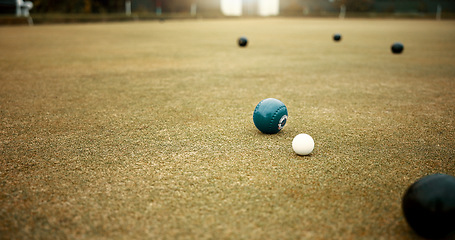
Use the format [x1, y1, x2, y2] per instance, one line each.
[1, 18, 455, 239]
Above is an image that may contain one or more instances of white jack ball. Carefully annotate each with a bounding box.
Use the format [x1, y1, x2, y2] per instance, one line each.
[292, 134, 314, 155]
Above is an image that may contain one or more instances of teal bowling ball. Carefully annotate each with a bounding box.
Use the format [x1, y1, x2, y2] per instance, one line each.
[253, 98, 288, 134]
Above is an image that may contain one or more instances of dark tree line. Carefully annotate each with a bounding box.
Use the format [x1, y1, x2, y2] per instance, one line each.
[282, 0, 455, 13]
[27, 0, 455, 14]
[32, 0, 125, 13]
[332, 0, 374, 12]
[31, 0, 219, 14]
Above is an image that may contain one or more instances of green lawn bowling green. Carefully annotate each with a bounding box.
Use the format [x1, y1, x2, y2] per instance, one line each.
[1, 18, 454, 239]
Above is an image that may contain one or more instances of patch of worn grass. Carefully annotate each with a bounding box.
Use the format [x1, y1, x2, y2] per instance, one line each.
[1, 18, 455, 239]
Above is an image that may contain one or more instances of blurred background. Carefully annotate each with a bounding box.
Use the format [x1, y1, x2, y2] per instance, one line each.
[1, 0, 455, 24]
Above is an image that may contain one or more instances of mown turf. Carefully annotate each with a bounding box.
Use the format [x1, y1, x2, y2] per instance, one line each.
[1, 18, 455, 239]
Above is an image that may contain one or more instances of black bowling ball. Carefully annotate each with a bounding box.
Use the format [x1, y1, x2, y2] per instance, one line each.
[391, 42, 404, 54]
[238, 37, 248, 47]
[402, 173, 455, 239]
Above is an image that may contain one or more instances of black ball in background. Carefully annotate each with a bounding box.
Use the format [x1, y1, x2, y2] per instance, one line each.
[391, 42, 404, 54]
[402, 173, 455, 239]
[333, 33, 342, 42]
[238, 37, 248, 47]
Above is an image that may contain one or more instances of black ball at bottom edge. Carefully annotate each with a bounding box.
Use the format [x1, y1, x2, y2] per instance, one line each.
[402, 173, 455, 239]
[238, 37, 248, 47]
[391, 42, 404, 54]
[333, 33, 342, 42]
